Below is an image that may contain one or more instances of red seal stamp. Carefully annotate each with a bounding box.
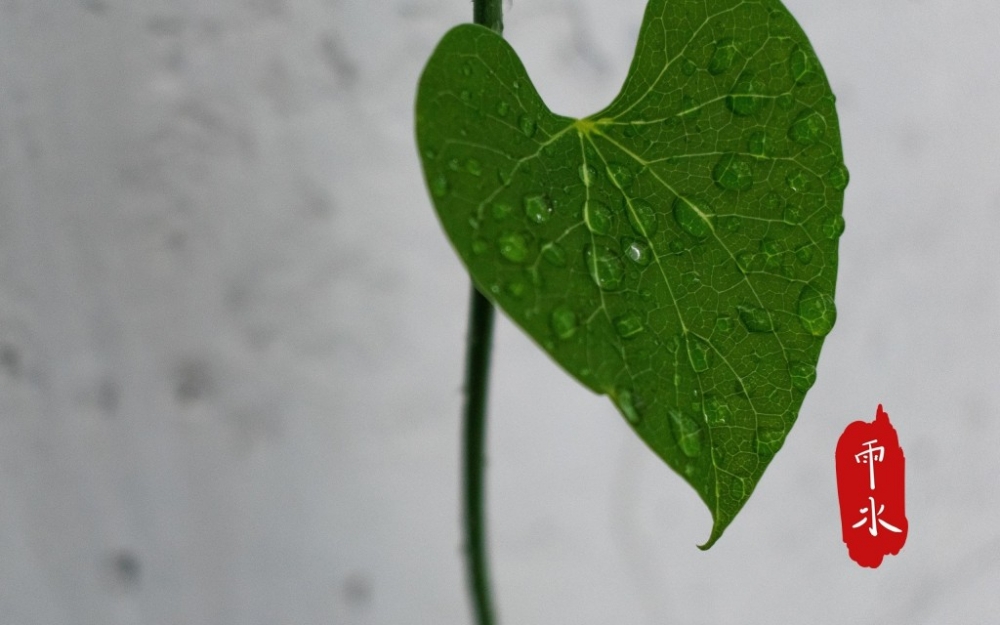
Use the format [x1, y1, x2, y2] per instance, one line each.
[835, 404, 908, 568]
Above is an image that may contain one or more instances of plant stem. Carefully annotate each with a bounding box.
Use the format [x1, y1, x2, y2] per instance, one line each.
[465, 4, 502, 625]
[463, 286, 496, 625]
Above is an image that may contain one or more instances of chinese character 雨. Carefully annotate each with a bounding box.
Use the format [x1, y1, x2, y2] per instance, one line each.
[855, 439, 885, 490]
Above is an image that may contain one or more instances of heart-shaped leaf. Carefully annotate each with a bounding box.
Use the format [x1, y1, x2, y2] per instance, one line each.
[416, 0, 846, 547]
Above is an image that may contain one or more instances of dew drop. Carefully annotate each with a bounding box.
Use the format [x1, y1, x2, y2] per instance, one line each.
[703, 395, 731, 426]
[681, 58, 697, 76]
[763, 192, 784, 213]
[460, 90, 472, 102]
[491, 202, 512, 220]
[747, 131, 769, 156]
[465, 159, 483, 176]
[736, 251, 753, 272]
[472, 239, 488, 255]
[685, 334, 712, 373]
[495, 100, 510, 117]
[541, 241, 567, 267]
[789, 361, 817, 391]
[430, 174, 449, 198]
[669, 410, 704, 458]
[797, 284, 836, 337]
[498, 232, 529, 263]
[715, 315, 735, 334]
[584, 244, 626, 291]
[578, 163, 597, 186]
[776, 93, 795, 110]
[757, 423, 785, 457]
[672, 197, 712, 239]
[712, 154, 754, 191]
[677, 95, 701, 119]
[523, 194, 552, 223]
[461, 63, 473, 77]
[827, 164, 850, 191]
[518, 114, 537, 138]
[726, 74, 766, 116]
[795, 244, 813, 265]
[821, 214, 846, 239]
[606, 162, 634, 188]
[708, 38, 738, 75]
[789, 45, 817, 85]
[622, 238, 652, 266]
[550, 306, 578, 340]
[782, 203, 803, 225]
[788, 109, 827, 146]
[617, 389, 642, 424]
[737, 305, 774, 333]
[627, 199, 658, 236]
[785, 169, 807, 192]
[723, 216, 741, 233]
[583, 200, 613, 235]
[506, 280, 526, 299]
[614, 313, 644, 338]
[497, 169, 512, 186]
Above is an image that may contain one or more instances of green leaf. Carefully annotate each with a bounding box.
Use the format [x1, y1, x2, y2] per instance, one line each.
[416, 0, 845, 547]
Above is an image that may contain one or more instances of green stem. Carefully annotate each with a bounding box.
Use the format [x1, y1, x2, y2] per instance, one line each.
[463, 286, 496, 625]
[464, 4, 502, 625]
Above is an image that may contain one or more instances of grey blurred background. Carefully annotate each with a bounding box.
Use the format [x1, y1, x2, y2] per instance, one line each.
[0, 0, 997, 623]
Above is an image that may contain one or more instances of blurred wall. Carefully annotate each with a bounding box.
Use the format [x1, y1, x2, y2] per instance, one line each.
[1, 1, 998, 623]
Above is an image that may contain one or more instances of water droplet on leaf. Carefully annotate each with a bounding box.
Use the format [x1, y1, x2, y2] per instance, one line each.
[614, 313, 644, 338]
[737, 305, 774, 332]
[491, 202, 512, 220]
[622, 238, 652, 266]
[795, 244, 813, 264]
[827, 164, 850, 191]
[789, 45, 817, 84]
[726, 74, 766, 116]
[782, 203, 803, 224]
[788, 109, 826, 146]
[708, 38, 738, 75]
[606, 162, 634, 188]
[518, 114, 536, 137]
[669, 410, 704, 457]
[617, 389, 642, 424]
[685, 334, 712, 372]
[498, 232, 529, 263]
[627, 199, 658, 236]
[430, 174, 449, 197]
[821, 214, 846, 239]
[550, 306, 578, 340]
[797, 284, 836, 336]
[584, 200, 613, 235]
[578, 164, 597, 186]
[524, 194, 552, 223]
[789, 361, 817, 391]
[495, 100, 510, 116]
[541, 241, 567, 267]
[585, 244, 626, 291]
[713, 154, 754, 191]
[785, 169, 807, 192]
[673, 197, 712, 239]
[747, 131, 769, 156]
